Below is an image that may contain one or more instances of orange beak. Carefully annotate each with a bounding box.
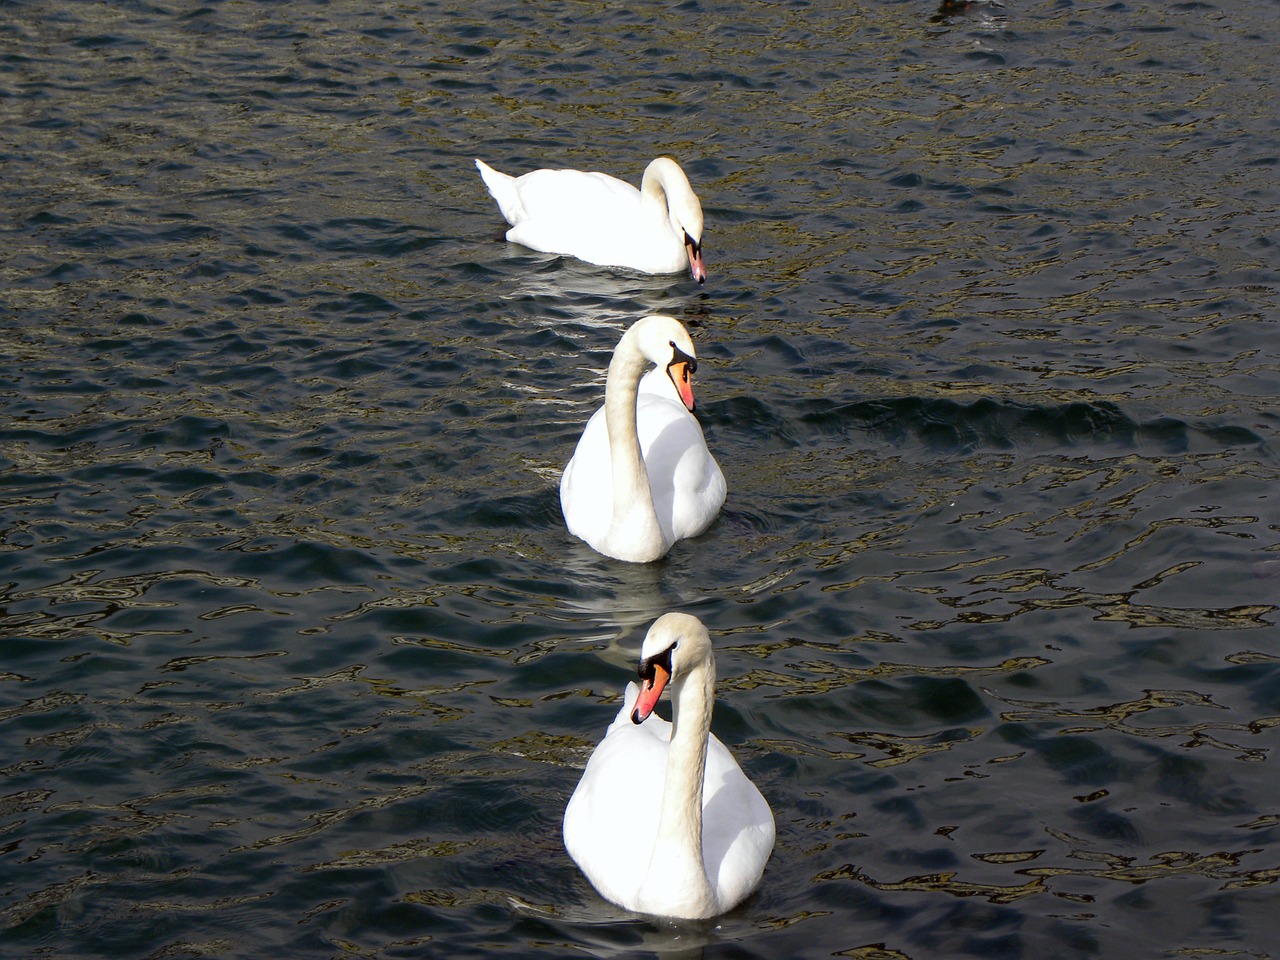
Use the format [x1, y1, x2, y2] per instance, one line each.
[631, 661, 671, 724]
[669, 360, 696, 412]
[685, 234, 706, 284]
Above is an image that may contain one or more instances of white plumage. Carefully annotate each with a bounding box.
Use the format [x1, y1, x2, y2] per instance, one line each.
[563, 613, 775, 919]
[475, 157, 707, 282]
[560, 316, 725, 563]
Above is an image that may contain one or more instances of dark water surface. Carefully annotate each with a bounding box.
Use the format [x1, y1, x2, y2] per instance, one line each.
[2, 1, 1278, 958]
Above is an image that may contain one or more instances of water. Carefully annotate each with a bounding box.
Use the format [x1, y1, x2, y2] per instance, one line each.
[2, 1, 1278, 957]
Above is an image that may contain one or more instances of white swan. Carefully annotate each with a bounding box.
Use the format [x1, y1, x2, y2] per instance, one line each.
[474, 157, 707, 282]
[560, 315, 725, 564]
[563, 612, 775, 919]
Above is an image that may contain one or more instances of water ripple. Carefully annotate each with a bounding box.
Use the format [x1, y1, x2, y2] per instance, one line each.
[1, 0, 1278, 957]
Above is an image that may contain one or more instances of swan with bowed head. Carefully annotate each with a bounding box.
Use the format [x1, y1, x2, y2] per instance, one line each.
[560, 315, 725, 563]
[563, 612, 775, 919]
[475, 157, 707, 282]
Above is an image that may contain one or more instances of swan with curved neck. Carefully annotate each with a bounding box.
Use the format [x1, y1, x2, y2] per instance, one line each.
[560, 315, 725, 563]
[475, 157, 707, 282]
[563, 613, 775, 919]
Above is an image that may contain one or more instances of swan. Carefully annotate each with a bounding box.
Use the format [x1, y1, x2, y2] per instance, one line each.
[560, 315, 725, 563]
[563, 612, 775, 919]
[474, 157, 707, 282]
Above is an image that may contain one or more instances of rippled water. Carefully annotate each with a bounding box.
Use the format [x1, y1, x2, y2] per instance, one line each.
[2, 1, 1278, 958]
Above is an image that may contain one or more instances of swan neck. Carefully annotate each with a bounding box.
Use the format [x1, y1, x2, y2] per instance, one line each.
[603, 334, 660, 542]
[639, 162, 669, 207]
[644, 658, 717, 913]
[666, 663, 714, 838]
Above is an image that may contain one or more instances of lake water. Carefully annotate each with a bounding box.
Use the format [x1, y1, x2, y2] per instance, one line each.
[1, 1, 1278, 958]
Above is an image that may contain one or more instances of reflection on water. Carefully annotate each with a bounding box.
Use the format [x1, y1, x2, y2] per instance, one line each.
[2, 0, 1279, 958]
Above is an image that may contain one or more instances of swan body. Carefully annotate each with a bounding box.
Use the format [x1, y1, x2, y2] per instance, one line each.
[475, 157, 707, 282]
[563, 613, 774, 919]
[560, 315, 725, 563]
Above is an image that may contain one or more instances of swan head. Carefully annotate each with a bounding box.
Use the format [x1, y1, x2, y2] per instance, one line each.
[675, 211, 705, 286]
[682, 229, 706, 285]
[630, 315, 700, 412]
[644, 158, 706, 284]
[631, 612, 713, 724]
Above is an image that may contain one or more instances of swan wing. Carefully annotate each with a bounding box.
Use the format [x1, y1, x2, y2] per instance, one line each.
[563, 683, 671, 911]
[478, 161, 634, 223]
[636, 372, 726, 542]
[507, 170, 649, 261]
[503, 168, 640, 222]
[701, 733, 775, 910]
[559, 405, 615, 551]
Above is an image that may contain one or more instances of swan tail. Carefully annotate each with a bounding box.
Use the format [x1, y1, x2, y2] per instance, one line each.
[475, 159, 523, 227]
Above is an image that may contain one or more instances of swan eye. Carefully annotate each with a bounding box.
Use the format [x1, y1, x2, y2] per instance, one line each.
[638, 643, 676, 682]
[668, 342, 697, 375]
